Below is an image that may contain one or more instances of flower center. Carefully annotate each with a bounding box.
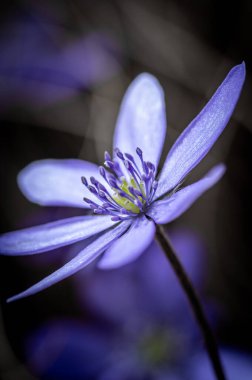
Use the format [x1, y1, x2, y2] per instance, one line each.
[81, 147, 158, 221]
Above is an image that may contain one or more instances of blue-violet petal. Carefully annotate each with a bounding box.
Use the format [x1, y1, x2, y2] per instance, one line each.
[7, 220, 130, 302]
[155, 63, 245, 199]
[147, 164, 225, 224]
[113, 73, 166, 176]
[18, 159, 107, 208]
[98, 215, 155, 269]
[0, 215, 116, 255]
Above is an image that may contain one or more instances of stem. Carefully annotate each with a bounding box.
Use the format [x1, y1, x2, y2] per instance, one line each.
[155, 224, 227, 380]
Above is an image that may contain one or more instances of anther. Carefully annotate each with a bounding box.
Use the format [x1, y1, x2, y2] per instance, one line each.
[124, 153, 134, 162]
[153, 180, 158, 190]
[128, 186, 135, 195]
[147, 162, 155, 172]
[99, 166, 106, 177]
[88, 186, 97, 194]
[98, 191, 107, 199]
[104, 151, 111, 161]
[97, 183, 107, 193]
[134, 189, 145, 198]
[81, 176, 88, 186]
[114, 148, 124, 159]
[90, 176, 98, 186]
[142, 174, 147, 181]
[124, 160, 130, 170]
[108, 179, 118, 188]
[94, 208, 104, 214]
[136, 147, 143, 157]
[83, 197, 94, 204]
[102, 202, 111, 208]
[111, 216, 122, 222]
[134, 198, 143, 210]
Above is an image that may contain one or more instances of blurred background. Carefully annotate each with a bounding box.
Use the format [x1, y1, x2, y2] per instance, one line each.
[0, 0, 251, 379]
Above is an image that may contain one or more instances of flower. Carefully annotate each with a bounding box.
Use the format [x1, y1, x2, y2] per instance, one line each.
[0, 63, 245, 302]
[24, 318, 183, 380]
[0, 11, 122, 108]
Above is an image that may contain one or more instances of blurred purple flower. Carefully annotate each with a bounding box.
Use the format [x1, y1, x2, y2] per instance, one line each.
[0, 13, 122, 107]
[24, 318, 252, 380]
[0, 63, 245, 301]
[24, 319, 112, 380]
[24, 318, 184, 380]
[188, 349, 252, 380]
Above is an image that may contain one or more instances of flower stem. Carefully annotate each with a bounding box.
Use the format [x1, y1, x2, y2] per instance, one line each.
[155, 224, 227, 380]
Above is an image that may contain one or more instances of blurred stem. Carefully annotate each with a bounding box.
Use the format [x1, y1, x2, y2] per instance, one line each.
[155, 224, 227, 380]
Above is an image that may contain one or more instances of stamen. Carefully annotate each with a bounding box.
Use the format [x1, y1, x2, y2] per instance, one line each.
[81, 176, 88, 186]
[94, 208, 105, 214]
[105, 160, 123, 178]
[124, 160, 141, 184]
[136, 147, 143, 157]
[124, 154, 142, 177]
[90, 177, 99, 188]
[147, 162, 155, 172]
[111, 216, 123, 222]
[124, 153, 134, 161]
[88, 185, 97, 195]
[82, 148, 158, 220]
[108, 179, 118, 189]
[98, 191, 107, 199]
[118, 190, 135, 203]
[114, 148, 124, 160]
[134, 198, 143, 211]
[104, 151, 111, 161]
[129, 187, 146, 199]
[99, 166, 106, 177]
[149, 180, 158, 201]
[97, 183, 108, 193]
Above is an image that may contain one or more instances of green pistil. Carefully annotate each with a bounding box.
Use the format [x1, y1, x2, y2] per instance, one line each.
[113, 194, 140, 213]
[112, 177, 145, 214]
[140, 330, 172, 366]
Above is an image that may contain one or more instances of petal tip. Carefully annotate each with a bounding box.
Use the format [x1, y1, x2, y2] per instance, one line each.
[7, 294, 19, 303]
[231, 61, 246, 82]
[17, 164, 28, 190]
[97, 260, 113, 270]
[207, 163, 226, 182]
[17, 161, 42, 204]
[132, 72, 162, 90]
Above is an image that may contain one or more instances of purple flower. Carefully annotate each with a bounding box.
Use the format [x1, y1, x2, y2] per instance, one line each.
[24, 318, 182, 380]
[0, 63, 245, 301]
[0, 13, 122, 108]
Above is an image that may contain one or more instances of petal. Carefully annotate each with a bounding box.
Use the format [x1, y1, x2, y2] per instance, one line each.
[113, 73, 166, 172]
[7, 220, 130, 302]
[147, 164, 225, 224]
[155, 63, 245, 199]
[98, 215, 155, 269]
[18, 159, 106, 208]
[0, 215, 116, 255]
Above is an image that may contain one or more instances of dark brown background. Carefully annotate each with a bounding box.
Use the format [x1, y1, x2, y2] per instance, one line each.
[0, 0, 251, 379]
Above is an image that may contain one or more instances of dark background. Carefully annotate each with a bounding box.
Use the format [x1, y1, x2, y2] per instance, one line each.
[0, 0, 251, 379]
